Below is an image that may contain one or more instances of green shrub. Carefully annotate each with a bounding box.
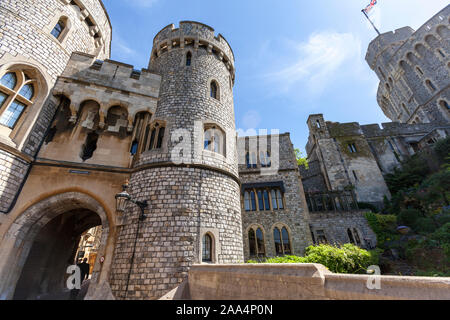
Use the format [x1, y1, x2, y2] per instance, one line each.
[248, 244, 380, 274]
[398, 209, 422, 226]
[365, 212, 398, 248]
[413, 217, 438, 234]
[431, 222, 450, 244]
[433, 137, 450, 164]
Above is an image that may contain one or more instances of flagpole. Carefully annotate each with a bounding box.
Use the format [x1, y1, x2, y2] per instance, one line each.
[362, 9, 381, 36]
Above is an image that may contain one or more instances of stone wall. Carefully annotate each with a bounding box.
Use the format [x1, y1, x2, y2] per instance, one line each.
[239, 134, 313, 259]
[309, 211, 377, 249]
[0, 150, 29, 212]
[366, 5, 450, 124]
[188, 264, 450, 300]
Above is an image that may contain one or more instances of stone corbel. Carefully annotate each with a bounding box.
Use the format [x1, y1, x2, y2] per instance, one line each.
[90, 26, 99, 36]
[207, 44, 213, 54]
[80, 9, 89, 21]
[180, 37, 185, 49]
[98, 108, 106, 129]
[194, 38, 199, 50]
[127, 117, 134, 133]
[218, 51, 224, 61]
[167, 40, 172, 52]
[69, 104, 78, 123]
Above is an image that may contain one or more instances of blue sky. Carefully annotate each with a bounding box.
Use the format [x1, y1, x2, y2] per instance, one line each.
[102, 0, 448, 154]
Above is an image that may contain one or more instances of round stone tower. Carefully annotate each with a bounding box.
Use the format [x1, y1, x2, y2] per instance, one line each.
[109, 21, 243, 300]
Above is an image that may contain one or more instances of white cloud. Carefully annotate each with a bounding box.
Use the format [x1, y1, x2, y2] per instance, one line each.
[113, 34, 137, 57]
[267, 31, 362, 95]
[127, 0, 159, 8]
[242, 110, 262, 129]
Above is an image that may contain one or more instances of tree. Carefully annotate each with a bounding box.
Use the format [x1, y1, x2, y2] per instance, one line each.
[294, 148, 308, 168]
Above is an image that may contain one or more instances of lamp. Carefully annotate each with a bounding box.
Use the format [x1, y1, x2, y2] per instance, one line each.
[114, 180, 149, 299]
[115, 181, 148, 220]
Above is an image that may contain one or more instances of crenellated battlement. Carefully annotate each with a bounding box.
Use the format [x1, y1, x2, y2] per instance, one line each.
[57, 52, 161, 99]
[150, 21, 235, 79]
[366, 27, 414, 69]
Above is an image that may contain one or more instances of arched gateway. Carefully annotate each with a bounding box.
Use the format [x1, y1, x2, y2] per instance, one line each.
[0, 192, 113, 300]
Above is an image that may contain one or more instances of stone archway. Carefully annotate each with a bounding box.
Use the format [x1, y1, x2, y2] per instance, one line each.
[0, 192, 113, 300]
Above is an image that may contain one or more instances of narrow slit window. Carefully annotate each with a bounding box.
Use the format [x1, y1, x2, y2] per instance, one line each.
[186, 52, 192, 66]
[51, 20, 65, 39]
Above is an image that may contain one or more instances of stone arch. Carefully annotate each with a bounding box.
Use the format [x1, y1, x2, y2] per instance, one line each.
[436, 25, 449, 39]
[0, 191, 113, 300]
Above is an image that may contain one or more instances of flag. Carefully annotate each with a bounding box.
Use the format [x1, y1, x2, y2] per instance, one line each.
[363, 0, 378, 14]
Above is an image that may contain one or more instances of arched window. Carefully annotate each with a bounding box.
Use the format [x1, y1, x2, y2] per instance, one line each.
[256, 228, 265, 256]
[439, 100, 449, 111]
[202, 234, 212, 262]
[146, 122, 165, 151]
[281, 227, 291, 254]
[51, 20, 65, 39]
[248, 229, 256, 256]
[186, 52, 192, 66]
[274, 226, 292, 255]
[204, 125, 225, 155]
[248, 226, 265, 257]
[0, 71, 36, 129]
[210, 80, 219, 100]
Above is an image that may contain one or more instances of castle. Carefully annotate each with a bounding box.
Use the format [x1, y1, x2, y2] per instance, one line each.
[0, 0, 447, 300]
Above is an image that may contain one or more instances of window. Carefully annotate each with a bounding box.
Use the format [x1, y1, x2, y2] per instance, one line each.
[210, 80, 219, 100]
[51, 20, 65, 39]
[347, 229, 355, 244]
[246, 152, 257, 168]
[348, 143, 357, 153]
[426, 80, 437, 92]
[248, 227, 265, 257]
[316, 230, 328, 244]
[437, 49, 445, 58]
[0, 101, 26, 128]
[353, 228, 362, 246]
[146, 122, 165, 150]
[260, 151, 271, 167]
[0, 72, 17, 89]
[244, 191, 257, 212]
[245, 187, 284, 211]
[0, 71, 36, 129]
[316, 119, 321, 128]
[352, 170, 358, 181]
[202, 234, 212, 262]
[440, 100, 449, 110]
[130, 140, 138, 155]
[186, 52, 192, 66]
[416, 67, 424, 75]
[274, 226, 292, 255]
[204, 125, 224, 155]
